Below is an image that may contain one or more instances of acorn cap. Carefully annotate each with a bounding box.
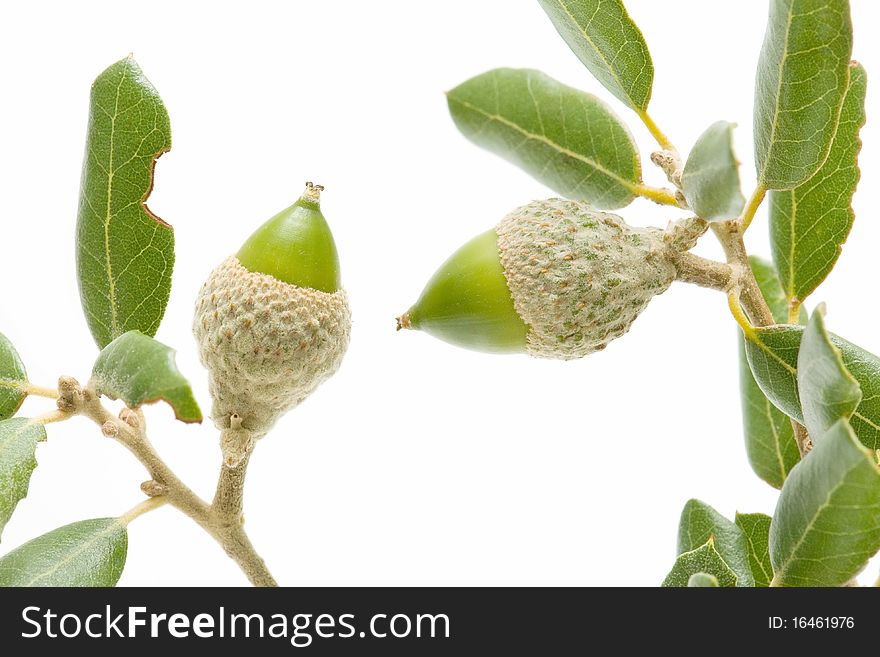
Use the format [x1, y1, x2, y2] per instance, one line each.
[194, 256, 351, 437]
[497, 199, 676, 359]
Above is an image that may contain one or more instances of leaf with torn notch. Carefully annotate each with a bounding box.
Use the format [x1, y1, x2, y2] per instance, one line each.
[0, 418, 46, 542]
[77, 55, 174, 349]
[90, 331, 202, 423]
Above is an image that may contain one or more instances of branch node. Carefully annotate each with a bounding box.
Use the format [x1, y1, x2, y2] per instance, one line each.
[221, 425, 256, 468]
[650, 149, 683, 189]
[56, 376, 83, 412]
[665, 216, 708, 252]
[101, 420, 119, 438]
[120, 408, 140, 428]
[141, 479, 169, 497]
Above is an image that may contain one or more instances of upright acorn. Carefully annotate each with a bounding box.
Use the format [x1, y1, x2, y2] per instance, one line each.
[398, 198, 704, 360]
[194, 183, 351, 464]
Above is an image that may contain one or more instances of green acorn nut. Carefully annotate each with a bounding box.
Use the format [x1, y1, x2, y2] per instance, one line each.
[194, 183, 351, 463]
[398, 198, 704, 360]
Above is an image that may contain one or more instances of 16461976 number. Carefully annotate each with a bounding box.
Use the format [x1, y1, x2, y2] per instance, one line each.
[769, 617, 854, 630]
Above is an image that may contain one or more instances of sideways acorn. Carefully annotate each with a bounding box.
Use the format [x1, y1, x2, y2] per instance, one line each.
[398, 198, 704, 360]
[194, 183, 351, 464]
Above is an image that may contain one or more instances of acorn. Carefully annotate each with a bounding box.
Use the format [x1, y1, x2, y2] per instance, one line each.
[194, 183, 351, 464]
[398, 198, 704, 360]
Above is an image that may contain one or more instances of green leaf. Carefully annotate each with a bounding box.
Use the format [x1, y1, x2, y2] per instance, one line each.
[738, 258, 800, 488]
[797, 306, 861, 438]
[0, 332, 28, 420]
[687, 572, 720, 587]
[735, 512, 773, 587]
[77, 55, 174, 349]
[677, 499, 753, 586]
[0, 418, 46, 542]
[770, 419, 880, 586]
[769, 62, 866, 304]
[662, 539, 739, 587]
[0, 518, 127, 586]
[90, 331, 202, 423]
[753, 0, 853, 189]
[447, 68, 641, 209]
[682, 121, 745, 221]
[744, 325, 880, 449]
[739, 338, 800, 488]
[537, 0, 653, 111]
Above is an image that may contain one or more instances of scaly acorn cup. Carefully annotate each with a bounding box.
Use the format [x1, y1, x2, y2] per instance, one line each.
[398, 198, 705, 360]
[194, 183, 351, 465]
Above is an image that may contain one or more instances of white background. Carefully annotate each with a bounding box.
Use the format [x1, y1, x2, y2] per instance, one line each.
[1, 0, 879, 586]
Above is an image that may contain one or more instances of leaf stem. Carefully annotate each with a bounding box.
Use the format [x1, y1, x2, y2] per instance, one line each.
[119, 496, 168, 525]
[738, 185, 767, 232]
[637, 108, 675, 152]
[636, 110, 686, 198]
[728, 291, 757, 341]
[633, 183, 683, 207]
[33, 408, 73, 425]
[788, 300, 802, 325]
[24, 383, 60, 399]
[56, 376, 277, 587]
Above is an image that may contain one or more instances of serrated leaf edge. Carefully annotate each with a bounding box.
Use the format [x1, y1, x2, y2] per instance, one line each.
[778, 61, 866, 305]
